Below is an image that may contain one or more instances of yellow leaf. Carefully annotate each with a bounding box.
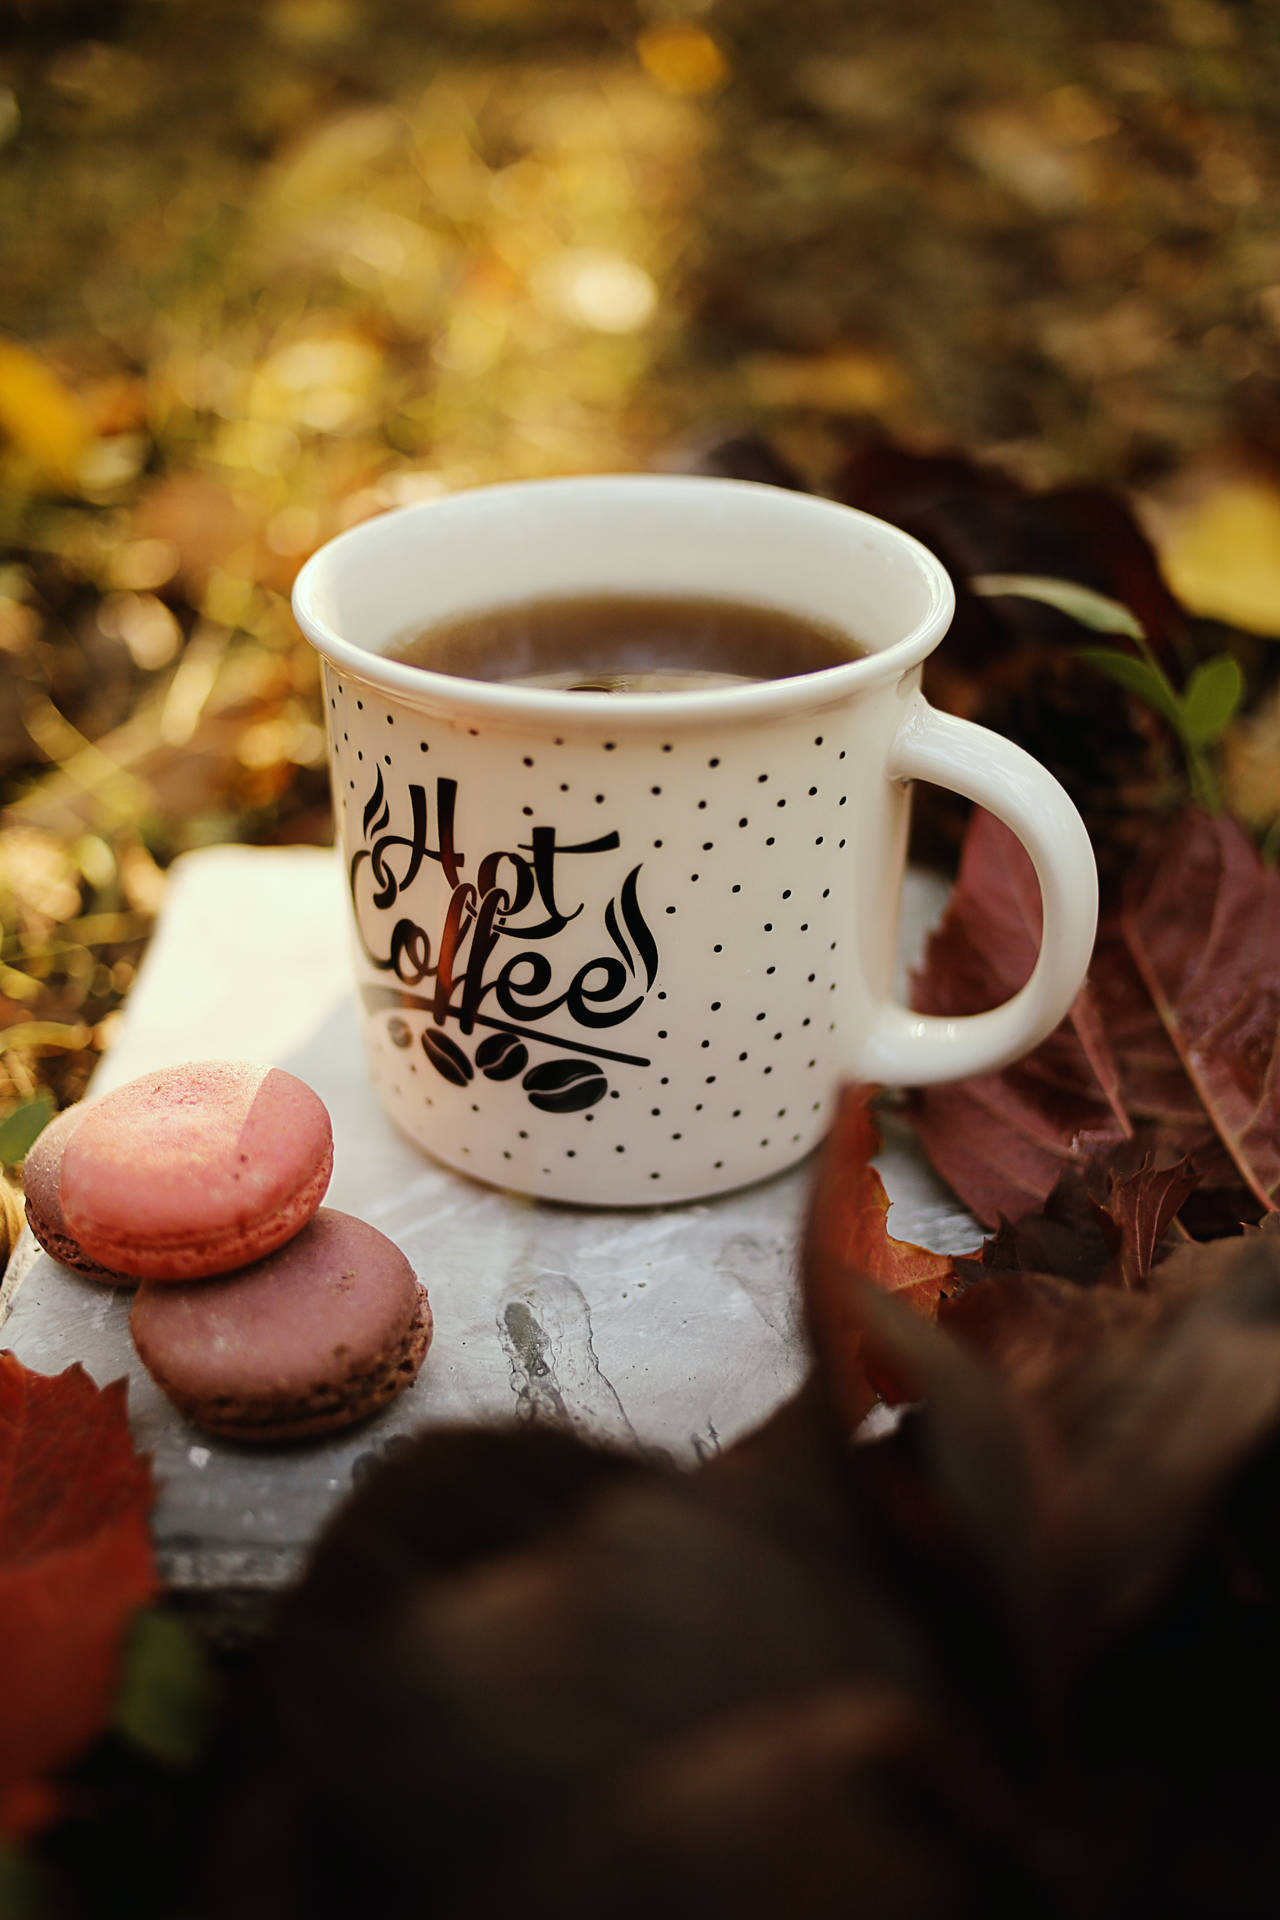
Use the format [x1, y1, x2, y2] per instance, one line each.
[636, 23, 729, 96]
[1223, 681, 1280, 830]
[744, 348, 907, 413]
[0, 343, 93, 488]
[1158, 480, 1280, 636]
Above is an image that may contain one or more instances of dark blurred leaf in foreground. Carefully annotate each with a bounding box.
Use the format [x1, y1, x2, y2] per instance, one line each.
[808, 1102, 1280, 1661]
[187, 1086, 1280, 1917]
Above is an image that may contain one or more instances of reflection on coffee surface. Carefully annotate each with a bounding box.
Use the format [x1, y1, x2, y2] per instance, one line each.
[385, 593, 865, 691]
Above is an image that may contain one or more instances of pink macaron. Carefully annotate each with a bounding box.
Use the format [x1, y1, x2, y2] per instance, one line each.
[23, 1104, 132, 1282]
[59, 1060, 333, 1281]
[129, 1207, 433, 1440]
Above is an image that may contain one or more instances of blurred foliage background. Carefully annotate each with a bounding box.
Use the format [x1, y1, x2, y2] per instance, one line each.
[2, 0, 1280, 1139]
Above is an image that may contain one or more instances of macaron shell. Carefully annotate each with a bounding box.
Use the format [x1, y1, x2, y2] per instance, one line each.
[22, 1104, 133, 1283]
[61, 1061, 333, 1280]
[129, 1208, 432, 1440]
[183, 1290, 432, 1442]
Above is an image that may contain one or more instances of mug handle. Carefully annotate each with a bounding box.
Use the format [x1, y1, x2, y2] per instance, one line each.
[859, 694, 1099, 1086]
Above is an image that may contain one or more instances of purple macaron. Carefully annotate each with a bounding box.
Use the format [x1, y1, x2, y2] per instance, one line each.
[129, 1207, 433, 1441]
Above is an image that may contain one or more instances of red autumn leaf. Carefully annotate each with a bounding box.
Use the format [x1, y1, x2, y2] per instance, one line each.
[909, 809, 1131, 1222]
[802, 1088, 961, 1428]
[1084, 931, 1236, 1183]
[910, 799, 1128, 1129]
[909, 807, 1263, 1232]
[0, 1355, 157, 1839]
[956, 1166, 1122, 1290]
[1123, 807, 1280, 1211]
[955, 1154, 1198, 1295]
[1104, 1157, 1200, 1289]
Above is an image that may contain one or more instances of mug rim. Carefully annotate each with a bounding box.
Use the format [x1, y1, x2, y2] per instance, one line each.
[292, 473, 956, 728]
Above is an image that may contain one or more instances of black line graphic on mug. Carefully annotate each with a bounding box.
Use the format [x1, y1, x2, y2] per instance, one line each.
[360, 986, 652, 1069]
[350, 772, 659, 1103]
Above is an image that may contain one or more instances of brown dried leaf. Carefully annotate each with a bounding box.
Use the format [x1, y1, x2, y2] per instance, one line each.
[1046, 1235, 1280, 1640]
[1122, 807, 1280, 1210]
[910, 807, 1264, 1233]
[909, 803, 1128, 1131]
[909, 811, 1133, 1225]
[956, 1168, 1122, 1290]
[1105, 1156, 1199, 1288]
[956, 1154, 1197, 1295]
[937, 1225, 1280, 1652]
[802, 1089, 960, 1427]
[801, 1110, 1045, 1645]
[940, 1266, 1173, 1438]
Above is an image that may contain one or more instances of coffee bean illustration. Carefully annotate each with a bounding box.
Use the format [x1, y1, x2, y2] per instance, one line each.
[387, 1016, 412, 1050]
[522, 1057, 608, 1113]
[476, 1032, 529, 1080]
[421, 1029, 474, 1085]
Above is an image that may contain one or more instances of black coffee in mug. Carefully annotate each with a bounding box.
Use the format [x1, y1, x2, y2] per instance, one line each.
[384, 592, 866, 692]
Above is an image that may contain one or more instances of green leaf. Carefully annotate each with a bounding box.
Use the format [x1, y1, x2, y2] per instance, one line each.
[1076, 647, 1185, 730]
[1179, 653, 1245, 747]
[0, 1844, 45, 1919]
[969, 573, 1147, 641]
[113, 1608, 216, 1769]
[0, 1093, 56, 1170]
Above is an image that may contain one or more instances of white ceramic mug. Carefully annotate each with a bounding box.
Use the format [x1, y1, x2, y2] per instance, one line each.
[293, 475, 1097, 1206]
